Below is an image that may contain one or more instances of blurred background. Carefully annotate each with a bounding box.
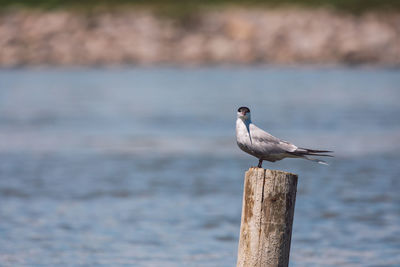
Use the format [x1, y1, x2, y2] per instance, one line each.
[1, 1, 400, 266]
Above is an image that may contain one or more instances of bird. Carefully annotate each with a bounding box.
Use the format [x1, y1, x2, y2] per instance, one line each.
[236, 106, 333, 168]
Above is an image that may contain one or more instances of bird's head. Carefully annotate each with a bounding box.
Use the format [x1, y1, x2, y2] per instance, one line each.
[237, 106, 251, 121]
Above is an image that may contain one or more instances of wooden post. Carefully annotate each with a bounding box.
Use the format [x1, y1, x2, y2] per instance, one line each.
[237, 168, 298, 267]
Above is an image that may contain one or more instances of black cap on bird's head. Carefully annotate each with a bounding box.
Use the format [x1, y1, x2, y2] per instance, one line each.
[238, 107, 250, 113]
[237, 106, 251, 120]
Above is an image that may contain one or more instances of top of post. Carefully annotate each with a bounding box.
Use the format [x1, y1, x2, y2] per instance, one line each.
[247, 167, 298, 177]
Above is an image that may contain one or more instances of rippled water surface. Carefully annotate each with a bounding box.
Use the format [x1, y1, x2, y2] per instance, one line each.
[0, 67, 399, 266]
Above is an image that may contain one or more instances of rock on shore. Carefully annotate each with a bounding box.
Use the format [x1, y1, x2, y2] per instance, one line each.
[1, 8, 400, 66]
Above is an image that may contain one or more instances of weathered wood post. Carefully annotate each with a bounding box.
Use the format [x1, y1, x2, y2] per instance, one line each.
[237, 167, 298, 267]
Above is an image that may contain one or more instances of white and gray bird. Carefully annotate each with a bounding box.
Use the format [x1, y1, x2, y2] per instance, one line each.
[236, 107, 333, 167]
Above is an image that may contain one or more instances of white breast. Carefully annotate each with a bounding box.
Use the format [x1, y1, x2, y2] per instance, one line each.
[236, 118, 256, 156]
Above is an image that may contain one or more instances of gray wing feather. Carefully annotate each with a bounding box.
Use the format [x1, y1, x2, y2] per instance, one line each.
[249, 124, 297, 155]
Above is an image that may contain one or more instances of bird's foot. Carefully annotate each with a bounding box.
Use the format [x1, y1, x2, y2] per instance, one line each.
[257, 159, 263, 168]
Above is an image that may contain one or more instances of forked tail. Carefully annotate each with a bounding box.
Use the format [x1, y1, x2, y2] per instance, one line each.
[288, 148, 334, 165]
[302, 155, 329, 165]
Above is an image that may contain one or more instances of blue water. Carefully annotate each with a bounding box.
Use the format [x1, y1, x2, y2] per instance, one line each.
[0, 67, 399, 266]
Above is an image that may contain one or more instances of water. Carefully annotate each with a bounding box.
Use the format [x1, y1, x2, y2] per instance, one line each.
[0, 67, 399, 266]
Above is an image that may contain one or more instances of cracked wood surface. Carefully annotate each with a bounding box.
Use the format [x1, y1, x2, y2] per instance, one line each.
[237, 168, 298, 267]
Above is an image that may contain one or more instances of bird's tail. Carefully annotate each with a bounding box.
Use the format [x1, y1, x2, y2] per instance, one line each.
[288, 148, 333, 165]
[302, 155, 329, 165]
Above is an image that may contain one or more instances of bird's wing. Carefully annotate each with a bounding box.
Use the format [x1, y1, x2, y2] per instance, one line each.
[249, 124, 297, 154]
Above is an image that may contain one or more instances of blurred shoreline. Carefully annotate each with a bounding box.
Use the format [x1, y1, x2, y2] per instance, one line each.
[1, 8, 400, 67]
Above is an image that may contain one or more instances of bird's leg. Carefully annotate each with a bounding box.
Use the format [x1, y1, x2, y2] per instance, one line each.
[257, 159, 263, 168]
